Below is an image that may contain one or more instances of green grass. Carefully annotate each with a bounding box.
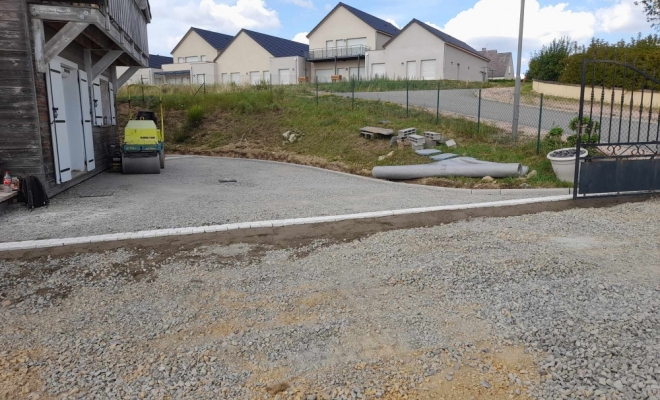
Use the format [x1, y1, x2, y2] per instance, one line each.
[117, 84, 568, 188]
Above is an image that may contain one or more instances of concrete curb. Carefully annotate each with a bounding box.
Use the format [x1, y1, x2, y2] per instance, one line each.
[166, 155, 572, 195]
[0, 195, 572, 252]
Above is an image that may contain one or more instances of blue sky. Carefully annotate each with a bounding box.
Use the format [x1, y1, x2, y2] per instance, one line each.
[147, 0, 655, 74]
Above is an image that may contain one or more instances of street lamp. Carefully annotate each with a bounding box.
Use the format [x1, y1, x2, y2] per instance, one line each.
[512, 0, 525, 140]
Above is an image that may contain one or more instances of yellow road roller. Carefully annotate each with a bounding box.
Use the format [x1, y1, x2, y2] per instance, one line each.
[122, 86, 165, 174]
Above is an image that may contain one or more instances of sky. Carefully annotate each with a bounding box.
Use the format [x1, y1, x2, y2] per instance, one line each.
[147, 0, 656, 74]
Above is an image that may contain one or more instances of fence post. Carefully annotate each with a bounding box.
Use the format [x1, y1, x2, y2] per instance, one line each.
[477, 88, 482, 133]
[536, 94, 544, 155]
[351, 78, 355, 110]
[406, 79, 409, 117]
[141, 85, 145, 105]
[203, 82, 206, 95]
[316, 76, 319, 106]
[436, 81, 440, 125]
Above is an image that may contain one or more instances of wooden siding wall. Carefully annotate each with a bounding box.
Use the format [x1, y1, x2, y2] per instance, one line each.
[38, 24, 119, 196]
[0, 0, 44, 181]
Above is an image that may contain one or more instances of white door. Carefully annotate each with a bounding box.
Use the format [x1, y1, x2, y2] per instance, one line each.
[336, 39, 346, 56]
[349, 67, 365, 80]
[230, 73, 240, 84]
[279, 69, 290, 85]
[46, 60, 72, 184]
[221, 73, 228, 84]
[315, 69, 333, 83]
[250, 71, 260, 85]
[371, 63, 386, 78]
[263, 71, 270, 83]
[326, 40, 334, 57]
[78, 70, 95, 172]
[92, 78, 103, 126]
[421, 60, 437, 80]
[346, 37, 367, 55]
[406, 61, 417, 80]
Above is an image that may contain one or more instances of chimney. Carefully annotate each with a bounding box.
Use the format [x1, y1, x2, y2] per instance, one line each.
[482, 48, 487, 52]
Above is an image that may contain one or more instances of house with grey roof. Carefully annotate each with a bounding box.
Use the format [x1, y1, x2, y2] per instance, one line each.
[306, 2, 400, 82]
[214, 29, 309, 85]
[366, 19, 490, 82]
[479, 49, 514, 80]
[157, 27, 234, 84]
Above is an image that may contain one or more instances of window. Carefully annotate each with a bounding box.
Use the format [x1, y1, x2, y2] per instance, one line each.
[100, 79, 111, 126]
[185, 56, 199, 62]
[201, 55, 207, 62]
[178, 57, 183, 63]
[508, 66, 511, 74]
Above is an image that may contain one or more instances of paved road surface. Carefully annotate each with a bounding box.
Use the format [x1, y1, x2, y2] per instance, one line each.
[343, 89, 659, 141]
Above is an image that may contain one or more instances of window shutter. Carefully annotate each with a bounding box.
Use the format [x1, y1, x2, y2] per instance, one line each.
[46, 60, 72, 183]
[78, 70, 95, 171]
[92, 78, 103, 126]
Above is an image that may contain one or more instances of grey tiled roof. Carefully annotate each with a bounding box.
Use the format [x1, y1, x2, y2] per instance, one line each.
[148, 54, 173, 69]
[242, 30, 309, 57]
[191, 27, 234, 51]
[386, 20, 488, 61]
[307, 2, 400, 38]
[479, 49, 514, 78]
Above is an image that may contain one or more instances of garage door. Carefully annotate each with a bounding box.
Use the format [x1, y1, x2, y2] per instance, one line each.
[279, 69, 290, 85]
[315, 69, 333, 83]
[421, 60, 437, 80]
[250, 71, 260, 85]
[349, 67, 365, 80]
[406, 61, 417, 79]
[230, 73, 241, 84]
[371, 63, 386, 78]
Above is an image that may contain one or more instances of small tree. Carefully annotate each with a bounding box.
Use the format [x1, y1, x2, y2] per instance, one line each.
[526, 37, 579, 82]
[636, 0, 660, 30]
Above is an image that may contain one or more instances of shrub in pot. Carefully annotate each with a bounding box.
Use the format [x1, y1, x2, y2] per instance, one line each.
[547, 147, 588, 182]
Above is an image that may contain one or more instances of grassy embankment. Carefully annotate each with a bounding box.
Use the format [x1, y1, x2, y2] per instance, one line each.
[117, 82, 569, 188]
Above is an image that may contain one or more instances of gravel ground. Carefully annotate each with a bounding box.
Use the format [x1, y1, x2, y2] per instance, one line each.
[0, 156, 545, 243]
[1, 198, 658, 399]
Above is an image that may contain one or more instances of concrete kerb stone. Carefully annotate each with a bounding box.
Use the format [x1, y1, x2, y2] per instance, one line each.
[166, 155, 571, 196]
[0, 195, 575, 253]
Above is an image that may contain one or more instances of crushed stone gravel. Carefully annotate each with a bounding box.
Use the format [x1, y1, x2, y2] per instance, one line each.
[1, 198, 658, 399]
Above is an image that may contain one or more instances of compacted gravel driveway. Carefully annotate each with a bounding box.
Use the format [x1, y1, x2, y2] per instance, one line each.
[0, 156, 543, 243]
[1, 199, 659, 399]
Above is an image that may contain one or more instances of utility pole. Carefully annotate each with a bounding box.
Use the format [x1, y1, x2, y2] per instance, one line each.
[512, 0, 525, 140]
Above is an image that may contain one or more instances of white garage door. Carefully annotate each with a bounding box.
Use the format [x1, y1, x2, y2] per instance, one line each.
[279, 69, 290, 85]
[371, 63, 386, 78]
[421, 60, 437, 80]
[315, 69, 333, 83]
[406, 61, 417, 80]
[349, 67, 365, 80]
[250, 71, 260, 85]
[230, 73, 241, 84]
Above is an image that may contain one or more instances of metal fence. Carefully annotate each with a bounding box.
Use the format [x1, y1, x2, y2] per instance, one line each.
[309, 78, 602, 152]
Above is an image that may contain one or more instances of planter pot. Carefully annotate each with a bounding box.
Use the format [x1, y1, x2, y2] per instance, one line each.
[547, 147, 588, 183]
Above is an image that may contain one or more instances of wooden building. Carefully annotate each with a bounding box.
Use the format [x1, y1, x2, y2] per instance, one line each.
[0, 0, 151, 197]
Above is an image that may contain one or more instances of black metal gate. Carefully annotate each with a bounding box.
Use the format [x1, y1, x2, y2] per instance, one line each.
[574, 59, 660, 198]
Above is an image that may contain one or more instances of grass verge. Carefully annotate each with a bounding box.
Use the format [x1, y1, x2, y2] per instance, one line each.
[117, 85, 568, 189]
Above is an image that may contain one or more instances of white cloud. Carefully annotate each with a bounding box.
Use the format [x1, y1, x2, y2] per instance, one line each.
[286, 0, 314, 9]
[380, 17, 400, 29]
[292, 32, 310, 44]
[596, 0, 649, 33]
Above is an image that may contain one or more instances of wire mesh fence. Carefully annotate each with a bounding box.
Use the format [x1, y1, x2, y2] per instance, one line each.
[117, 76, 631, 156]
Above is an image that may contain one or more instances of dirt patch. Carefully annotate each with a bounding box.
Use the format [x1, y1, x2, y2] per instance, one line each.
[0, 350, 49, 400]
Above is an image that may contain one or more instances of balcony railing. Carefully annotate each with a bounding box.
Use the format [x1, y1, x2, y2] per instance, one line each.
[107, 0, 149, 56]
[305, 45, 369, 61]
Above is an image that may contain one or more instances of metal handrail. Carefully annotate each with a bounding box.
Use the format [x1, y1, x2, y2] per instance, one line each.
[305, 45, 369, 60]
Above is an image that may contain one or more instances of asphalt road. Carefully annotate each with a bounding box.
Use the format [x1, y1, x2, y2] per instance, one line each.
[343, 89, 659, 142]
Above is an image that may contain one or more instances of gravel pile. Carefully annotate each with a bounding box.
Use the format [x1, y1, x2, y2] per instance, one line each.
[1, 198, 659, 399]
